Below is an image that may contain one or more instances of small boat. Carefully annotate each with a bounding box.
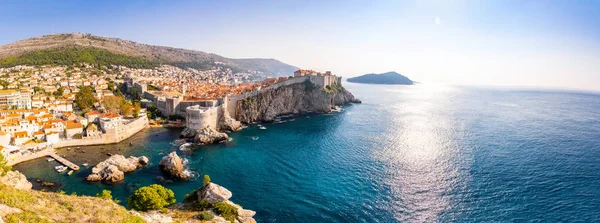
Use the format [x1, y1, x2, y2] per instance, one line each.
[67, 170, 74, 176]
[251, 136, 259, 140]
[259, 126, 267, 130]
[82, 163, 89, 167]
[55, 166, 68, 173]
[46, 158, 55, 162]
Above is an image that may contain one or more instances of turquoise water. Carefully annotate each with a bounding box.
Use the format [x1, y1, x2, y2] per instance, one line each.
[14, 83, 600, 222]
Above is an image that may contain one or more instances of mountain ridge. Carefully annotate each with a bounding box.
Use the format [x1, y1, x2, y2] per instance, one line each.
[0, 33, 299, 77]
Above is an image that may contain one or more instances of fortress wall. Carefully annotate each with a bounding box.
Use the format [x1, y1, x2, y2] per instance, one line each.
[186, 106, 218, 129]
[55, 116, 148, 147]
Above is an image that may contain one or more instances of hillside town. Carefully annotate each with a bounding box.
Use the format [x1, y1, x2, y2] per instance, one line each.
[0, 63, 342, 165]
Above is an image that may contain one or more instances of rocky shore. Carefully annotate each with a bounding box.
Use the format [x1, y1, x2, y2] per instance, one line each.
[86, 155, 149, 182]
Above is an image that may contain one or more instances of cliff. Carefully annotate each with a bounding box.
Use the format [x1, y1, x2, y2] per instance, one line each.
[235, 82, 360, 123]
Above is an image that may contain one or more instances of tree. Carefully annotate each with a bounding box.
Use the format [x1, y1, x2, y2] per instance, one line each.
[54, 86, 64, 98]
[121, 103, 133, 117]
[203, 175, 211, 186]
[102, 96, 125, 113]
[127, 184, 176, 211]
[33, 86, 44, 94]
[0, 153, 11, 176]
[96, 190, 113, 200]
[75, 86, 97, 110]
[133, 101, 141, 118]
[130, 87, 141, 101]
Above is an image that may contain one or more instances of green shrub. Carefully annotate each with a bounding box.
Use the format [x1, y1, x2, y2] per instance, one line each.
[197, 211, 214, 220]
[96, 189, 113, 200]
[0, 153, 11, 176]
[120, 215, 145, 223]
[212, 202, 238, 223]
[203, 175, 211, 186]
[127, 184, 176, 211]
[183, 189, 200, 203]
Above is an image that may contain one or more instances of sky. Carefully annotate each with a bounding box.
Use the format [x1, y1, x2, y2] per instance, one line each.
[0, 0, 599, 91]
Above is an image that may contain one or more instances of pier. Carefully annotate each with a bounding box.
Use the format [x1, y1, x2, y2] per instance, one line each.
[48, 153, 80, 171]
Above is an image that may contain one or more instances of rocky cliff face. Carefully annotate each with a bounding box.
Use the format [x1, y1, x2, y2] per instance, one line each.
[235, 82, 361, 123]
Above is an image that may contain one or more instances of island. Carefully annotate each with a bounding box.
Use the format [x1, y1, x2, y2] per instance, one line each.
[347, 71, 414, 85]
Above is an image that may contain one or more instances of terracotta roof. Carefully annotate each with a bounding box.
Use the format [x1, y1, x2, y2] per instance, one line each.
[86, 110, 101, 116]
[13, 131, 28, 138]
[66, 121, 82, 129]
[100, 112, 121, 119]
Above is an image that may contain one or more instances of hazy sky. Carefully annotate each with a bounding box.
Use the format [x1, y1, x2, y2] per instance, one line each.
[1, 0, 599, 91]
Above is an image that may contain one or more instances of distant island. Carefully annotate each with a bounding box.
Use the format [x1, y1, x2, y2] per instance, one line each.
[347, 71, 414, 85]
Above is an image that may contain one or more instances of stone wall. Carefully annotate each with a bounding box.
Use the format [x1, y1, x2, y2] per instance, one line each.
[56, 116, 148, 147]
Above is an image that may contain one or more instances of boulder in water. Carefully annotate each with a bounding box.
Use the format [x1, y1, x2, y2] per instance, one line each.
[159, 152, 190, 180]
[86, 155, 149, 182]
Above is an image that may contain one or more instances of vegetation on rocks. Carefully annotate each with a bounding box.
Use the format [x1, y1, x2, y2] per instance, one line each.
[203, 174, 211, 186]
[197, 210, 215, 220]
[0, 182, 141, 222]
[212, 201, 238, 223]
[127, 184, 176, 211]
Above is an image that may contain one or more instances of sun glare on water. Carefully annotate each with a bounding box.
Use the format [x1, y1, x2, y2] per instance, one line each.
[376, 84, 469, 222]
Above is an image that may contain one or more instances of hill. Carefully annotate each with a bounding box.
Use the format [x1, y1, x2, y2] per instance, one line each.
[347, 71, 414, 85]
[0, 33, 299, 77]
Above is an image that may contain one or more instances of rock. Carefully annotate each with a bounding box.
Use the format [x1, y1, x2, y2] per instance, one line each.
[86, 155, 148, 182]
[193, 127, 228, 145]
[129, 210, 173, 223]
[159, 152, 190, 180]
[225, 201, 256, 223]
[198, 182, 232, 204]
[218, 107, 243, 132]
[139, 156, 150, 165]
[180, 127, 197, 138]
[0, 204, 22, 220]
[0, 171, 32, 190]
[180, 127, 229, 146]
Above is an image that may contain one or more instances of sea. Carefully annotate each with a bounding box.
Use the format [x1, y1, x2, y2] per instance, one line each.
[14, 82, 600, 222]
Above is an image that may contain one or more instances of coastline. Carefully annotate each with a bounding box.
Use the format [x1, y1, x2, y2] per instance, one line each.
[6, 116, 151, 167]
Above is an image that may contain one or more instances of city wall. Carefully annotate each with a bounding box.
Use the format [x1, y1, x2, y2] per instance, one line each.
[56, 116, 149, 147]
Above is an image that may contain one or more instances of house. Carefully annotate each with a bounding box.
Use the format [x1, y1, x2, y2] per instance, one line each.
[61, 112, 77, 121]
[85, 123, 101, 138]
[0, 131, 10, 146]
[45, 132, 59, 144]
[33, 131, 45, 140]
[85, 110, 101, 123]
[99, 112, 122, 131]
[12, 131, 30, 145]
[65, 120, 83, 139]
